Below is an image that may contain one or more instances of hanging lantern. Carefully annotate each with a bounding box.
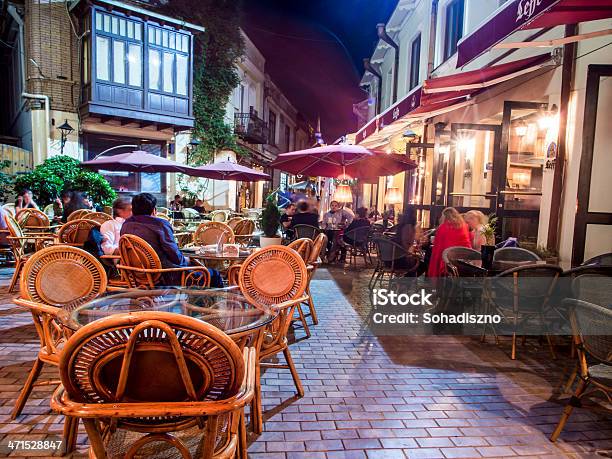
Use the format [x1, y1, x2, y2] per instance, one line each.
[333, 184, 353, 203]
[384, 187, 403, 205]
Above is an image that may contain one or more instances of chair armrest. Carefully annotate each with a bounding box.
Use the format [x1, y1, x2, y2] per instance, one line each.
[8, 235, 55, 240]
[51, 347, 256, 418]
[116, 265, 207, 274]
[275, 295, 310, 309]
[13, 298, 61, 317]
[101, 254, 120, 260]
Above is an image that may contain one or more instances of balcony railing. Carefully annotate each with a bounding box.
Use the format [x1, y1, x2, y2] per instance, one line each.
[234, 111, 269, 144]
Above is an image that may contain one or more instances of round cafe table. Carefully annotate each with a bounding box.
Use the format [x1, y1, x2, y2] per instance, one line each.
[181, 246, 258, 264]
[58, 287, 276, 338]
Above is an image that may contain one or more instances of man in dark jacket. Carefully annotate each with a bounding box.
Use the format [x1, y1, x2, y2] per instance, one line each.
[121, 193, 223, 287]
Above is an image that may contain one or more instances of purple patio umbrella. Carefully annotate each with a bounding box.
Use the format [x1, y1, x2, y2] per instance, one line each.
[82, 150, 195, 174]
[190, 160, 270, 181]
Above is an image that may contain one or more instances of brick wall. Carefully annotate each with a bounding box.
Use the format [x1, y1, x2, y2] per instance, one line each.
[25, 0, 80, 113]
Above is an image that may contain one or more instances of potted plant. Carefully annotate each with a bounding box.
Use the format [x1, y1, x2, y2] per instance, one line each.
[533, 245, 559, 265]
[259, 193, 282, 247]
[480, 215, 497, 269]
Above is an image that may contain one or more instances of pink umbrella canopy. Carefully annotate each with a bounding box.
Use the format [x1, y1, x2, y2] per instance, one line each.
[269, 145, 417, 180]
[82, 150, 194, 174]
[190, 160, 270, 181]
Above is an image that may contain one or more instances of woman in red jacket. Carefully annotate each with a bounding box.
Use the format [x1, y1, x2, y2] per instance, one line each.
[427, 207, 472, 278]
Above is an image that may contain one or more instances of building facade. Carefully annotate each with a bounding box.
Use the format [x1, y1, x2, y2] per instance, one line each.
[0, 0, 309, 210]
[357, 0, 611, 267]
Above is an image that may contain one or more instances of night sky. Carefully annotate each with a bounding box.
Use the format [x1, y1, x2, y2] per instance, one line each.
[242, 0, 398, 142]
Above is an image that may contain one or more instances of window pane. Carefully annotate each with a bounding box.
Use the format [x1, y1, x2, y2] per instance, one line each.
[149, 49, 161, 90]
[95, 12, 102, 31]
[128, 44, 142, 86]
[103, 14, 111, 32]
[147, 26, 153, 43]
[113, 40, 125, 84]
[111, 16, 118, 35]
[169, 33, 176, 49]
[182, 35, 189, 52]
[162, 30, 169, 48]
[135, 23, 142, 41]
[409, 35, 421, 89]
[156, 28, 162, 45]
[95, 36, 110, 81]
[176, 54, 188, 95]
[119, 19, 126, 36]
[163, 52, 174, 92]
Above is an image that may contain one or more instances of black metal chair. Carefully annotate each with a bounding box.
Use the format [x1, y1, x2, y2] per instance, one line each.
[493, 247, 541, 262]
[293, 224, 320, 240]
[550, 299, 612, 442]
[342, 226, 372, 268]
[441, 246, 485, 314]
[369, 237, 419, 289]
[442, 246, 482, 277]
[484, 264, 563, 360]
[582, 252, 612, 266]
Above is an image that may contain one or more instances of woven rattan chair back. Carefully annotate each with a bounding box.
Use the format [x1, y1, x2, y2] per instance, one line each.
[491, 265, 563, 309]
[234, 218, 255, 236]
[85, 211, 113, 224]
[373, 237, 409, 263]
[287, 238, 313, 262]
[59, 311, 244, 433]
[118, 234, 163, 288]
[20, 245, 107, 307]
[57, 219, 100, 246]
[293, 224, 320, 240]
[193, 221, 235, 245]
[210, 210, 229, 222]
[226, 217, 242, 230]
[493, 247, 541, 262]
[227, 264, 240, 286]
[16, 208, 49, 228]
[308, 232, 328, 265]
[442, 246, 481, 277]
[5, 212, 25, 241]
[2, 203, 15, 216]
[67, 209, 92, 222]
[571, 266, 612, 306]
[238, 245, 308, 308]
[570, 299, 612, 364]
[582, 252, 612, 266]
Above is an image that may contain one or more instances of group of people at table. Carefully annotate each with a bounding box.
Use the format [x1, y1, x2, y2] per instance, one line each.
[279, 197, 491, 277]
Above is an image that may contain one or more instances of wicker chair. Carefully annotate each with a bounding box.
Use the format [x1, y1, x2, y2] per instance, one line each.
[3, 202, 15, 216]
[238, 246, 309, 433]
[550, 299, 612, 441]
[582, 252, 612, 266]
[442, 246, 481, 277]
[287, 238, 314, 337]
[5, 213, 55, 292]
[85, 211, 113, 224]
[227, 217, 243, 230]
[227, 264, 241, 286]
[210, 210, 229, 222]
[16, 208, 50, 229]
[484, 265, 563, 360]
[182, 207, 201, 220]
[493, 247, 541, 263]
[303, 232, 328, 325]
[117, 234, 210, 288]
[192, 221, 235, 246]
[50, 311, 255, 459]
[342, 226, 372, 268]
[234, 219, 255, 246]
[67, 208, 92, 221]
[369, 237, 419, 289]
[57, 218, 101, 247]
[12, 246, 108, 453]
[293, 224, 320, 240]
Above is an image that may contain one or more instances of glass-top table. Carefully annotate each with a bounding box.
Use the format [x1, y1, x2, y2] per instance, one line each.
[58, 287, 276, 336]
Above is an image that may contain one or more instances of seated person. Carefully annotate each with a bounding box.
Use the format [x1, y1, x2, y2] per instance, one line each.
[15, 189, 39, 211]
[343, 207, 370, 246]
[62, 191, 90, 223]
[191, 199, 207, 214]
[121, 193, 222, 287]
[280, 203, 296, 239]
[322, 201, 350, 230]
[289, 200, 319, 229]
[100, 197, 132, 255]
[392, 206, 424, 275]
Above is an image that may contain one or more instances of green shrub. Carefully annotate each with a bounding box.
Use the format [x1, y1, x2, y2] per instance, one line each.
[13, 155, 116, 206]
[259, 193, 281, 237]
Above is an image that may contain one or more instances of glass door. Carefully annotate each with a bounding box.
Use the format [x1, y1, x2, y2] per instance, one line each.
[447, 123, 501, 216]
[498, 101, 549, 248]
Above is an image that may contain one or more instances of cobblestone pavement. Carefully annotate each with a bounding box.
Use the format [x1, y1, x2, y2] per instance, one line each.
[0, 265, 610, 458]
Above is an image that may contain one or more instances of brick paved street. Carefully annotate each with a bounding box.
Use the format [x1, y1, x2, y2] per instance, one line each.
[0, 266, 611, 458]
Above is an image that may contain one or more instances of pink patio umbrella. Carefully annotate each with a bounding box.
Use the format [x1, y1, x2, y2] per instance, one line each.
[189, 160, 270, 181]
[269, 144, 416, 180]
[82, 150, 195, 174]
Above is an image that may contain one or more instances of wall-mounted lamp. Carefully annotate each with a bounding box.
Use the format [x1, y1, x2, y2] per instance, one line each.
[333, 184, 353, 203]
[538, 104, 559, 130]
[58, 119, 74, 155]
[186, 137, 201, 164]
[384, 186, 403, 205]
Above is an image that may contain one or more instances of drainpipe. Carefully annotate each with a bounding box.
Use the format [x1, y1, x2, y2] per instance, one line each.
[427, 0, 439, 76]
[377, 23, 400, 103]
[22, 93, 50, 163]
[363, 58, 382, 115]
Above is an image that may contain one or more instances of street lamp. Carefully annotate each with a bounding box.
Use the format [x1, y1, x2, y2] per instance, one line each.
[186, 137, 201, 164]
[58, 119, 74, 155]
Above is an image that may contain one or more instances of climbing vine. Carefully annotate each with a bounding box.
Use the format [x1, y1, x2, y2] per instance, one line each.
[155, 0, 246, 165]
